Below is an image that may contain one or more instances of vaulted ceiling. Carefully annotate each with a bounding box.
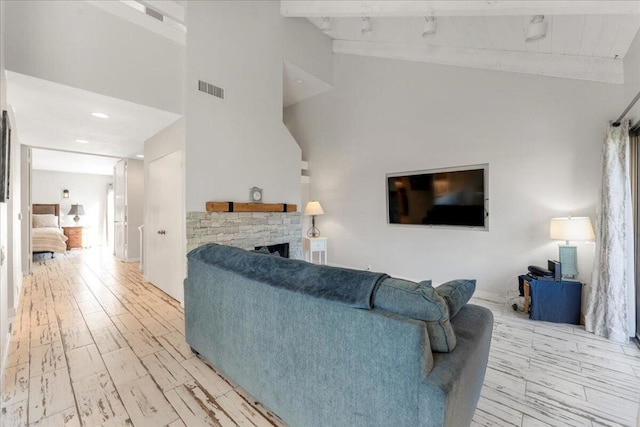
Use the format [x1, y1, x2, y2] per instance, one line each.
[282, 1, 640, 84]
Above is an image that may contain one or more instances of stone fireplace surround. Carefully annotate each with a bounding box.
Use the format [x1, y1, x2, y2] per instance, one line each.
[186, 211, 303, 259]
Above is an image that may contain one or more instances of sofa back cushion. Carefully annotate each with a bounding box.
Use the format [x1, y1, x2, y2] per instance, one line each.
[372, 277, 456, 352]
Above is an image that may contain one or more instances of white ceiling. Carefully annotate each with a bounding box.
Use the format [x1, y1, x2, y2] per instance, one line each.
[284, 61, 333, 107]
[282, 1, 640, 84]
[32, 149, 119, 176]
[6, 71, 181, 159]
[307, 15, 640, 59]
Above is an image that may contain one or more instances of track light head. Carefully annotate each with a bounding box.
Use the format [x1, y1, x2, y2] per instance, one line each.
[321, 17, 331, 34]
[422, 16, 437, 37]
[361, 16, 372, 34]
[525, 15, 547, 42]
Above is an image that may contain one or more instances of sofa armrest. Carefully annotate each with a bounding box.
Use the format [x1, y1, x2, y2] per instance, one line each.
[418, 305, 493, 427]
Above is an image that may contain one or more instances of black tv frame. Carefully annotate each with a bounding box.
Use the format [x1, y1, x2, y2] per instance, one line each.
[386, 163, 489, 230]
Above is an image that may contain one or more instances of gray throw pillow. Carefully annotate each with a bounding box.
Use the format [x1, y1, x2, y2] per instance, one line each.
[372, 277, 456, 352]
[435, 279, 476, 318]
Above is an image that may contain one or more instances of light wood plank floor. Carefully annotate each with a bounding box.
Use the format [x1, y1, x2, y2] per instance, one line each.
[1, 249, 639, 426]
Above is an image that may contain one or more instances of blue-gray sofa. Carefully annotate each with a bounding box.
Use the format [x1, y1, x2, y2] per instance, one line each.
[185, 244, 493, 427]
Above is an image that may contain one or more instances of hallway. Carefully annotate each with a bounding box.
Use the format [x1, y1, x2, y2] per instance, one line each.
[0, 249, 283, 426]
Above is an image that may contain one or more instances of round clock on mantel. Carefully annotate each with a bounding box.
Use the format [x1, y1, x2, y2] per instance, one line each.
[250, 187, 263, 203]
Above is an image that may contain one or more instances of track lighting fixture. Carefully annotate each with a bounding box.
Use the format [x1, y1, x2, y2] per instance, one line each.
[361, 16, 372, 34]
[321, 17, 331, 34]
[422, 16, 437, 37]
[525, 15, 547, 42]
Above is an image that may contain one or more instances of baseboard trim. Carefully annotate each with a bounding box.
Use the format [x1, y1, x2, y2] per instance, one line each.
[473, 290, 505, 303]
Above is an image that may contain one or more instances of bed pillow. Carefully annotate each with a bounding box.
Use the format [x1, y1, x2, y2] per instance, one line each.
[372, 277, 456, 352]
[435, 279, 476, 318]
[33, 214, 58, 228]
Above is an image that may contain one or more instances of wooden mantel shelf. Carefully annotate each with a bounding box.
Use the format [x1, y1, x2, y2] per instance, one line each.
[206, 201, 297, 213]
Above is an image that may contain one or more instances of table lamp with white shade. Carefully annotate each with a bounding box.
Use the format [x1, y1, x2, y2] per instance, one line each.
[304, 201, 324, 238]
[68, 204, 85, 224]
[549, 216, 595, 278]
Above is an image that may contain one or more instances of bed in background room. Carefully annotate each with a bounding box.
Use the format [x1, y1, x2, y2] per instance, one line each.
[32, 204, 68, 257]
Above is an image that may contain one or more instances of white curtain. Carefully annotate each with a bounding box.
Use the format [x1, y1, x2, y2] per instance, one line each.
[586, 121, 634, 343]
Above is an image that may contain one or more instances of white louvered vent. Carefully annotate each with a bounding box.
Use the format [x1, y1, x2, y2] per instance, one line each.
[145, 7, 163, 21]
[198, 80, 225, 99]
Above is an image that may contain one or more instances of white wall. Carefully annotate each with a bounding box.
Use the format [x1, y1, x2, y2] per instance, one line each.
[146, 118, 184, 163]
[285, 54, 622, 297]
[623, 30, 640, 121]
[32, 170, 113, 246]
[0, 0, 8, 378]
[185, 1, 301, 212]
[623, 33, 639, 337]
[7, 108, 22, 315]
[283, 18, 334, 86]
[4, 0, 184, 114]
[20, 146, 30, 275]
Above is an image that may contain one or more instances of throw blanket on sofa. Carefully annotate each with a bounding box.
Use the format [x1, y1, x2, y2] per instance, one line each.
[188, 244, 388, 309]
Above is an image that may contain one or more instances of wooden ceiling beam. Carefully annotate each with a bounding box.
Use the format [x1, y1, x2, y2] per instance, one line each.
[281, 1, 640, 17]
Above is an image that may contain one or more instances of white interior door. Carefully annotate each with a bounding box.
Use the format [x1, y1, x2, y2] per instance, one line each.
[146, 151, 184, 302]
[114, 160, 127, 260]
[106, 183, 114, 253]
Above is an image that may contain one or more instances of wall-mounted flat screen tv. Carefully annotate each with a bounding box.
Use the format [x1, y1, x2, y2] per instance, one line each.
[387, 164, 488, 228]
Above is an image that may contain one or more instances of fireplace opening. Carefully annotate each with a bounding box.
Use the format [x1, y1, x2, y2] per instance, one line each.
[255, 243, 289, 258]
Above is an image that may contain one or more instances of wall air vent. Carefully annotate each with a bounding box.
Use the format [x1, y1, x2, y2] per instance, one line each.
[198, 80, 225, 99]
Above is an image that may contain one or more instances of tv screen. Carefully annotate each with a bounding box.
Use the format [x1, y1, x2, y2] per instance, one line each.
[387, 166, 487, 227]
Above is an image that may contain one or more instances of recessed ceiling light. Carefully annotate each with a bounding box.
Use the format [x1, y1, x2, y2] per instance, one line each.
[91, 112, 109, 119]
[75, 139, 89, 144]
[361, 17, 372, 34]
[136, 154, 144, 158]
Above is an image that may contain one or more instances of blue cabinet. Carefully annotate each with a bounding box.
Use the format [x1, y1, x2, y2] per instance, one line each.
[527, 278, 582, 324]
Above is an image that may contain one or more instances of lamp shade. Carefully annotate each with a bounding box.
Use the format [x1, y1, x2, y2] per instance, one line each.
[68, 204, 85, 216]
[304, 201, 324, 216]
[550, 217, 595, 241]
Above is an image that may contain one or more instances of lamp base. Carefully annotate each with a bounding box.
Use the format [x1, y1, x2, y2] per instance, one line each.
[73, 215, 80, 224]
[307, 215, 321, 238]
[558, 245, 578, 278]
[306, 227, 320, 238]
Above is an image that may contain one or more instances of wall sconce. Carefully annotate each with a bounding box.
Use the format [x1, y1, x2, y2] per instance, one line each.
[62, 189, 70, 199]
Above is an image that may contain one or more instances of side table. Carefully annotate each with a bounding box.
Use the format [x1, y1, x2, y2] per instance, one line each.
[62, 226, 83, 250]
[520, 275, 582, 324]
[303, 237, 328, 265]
